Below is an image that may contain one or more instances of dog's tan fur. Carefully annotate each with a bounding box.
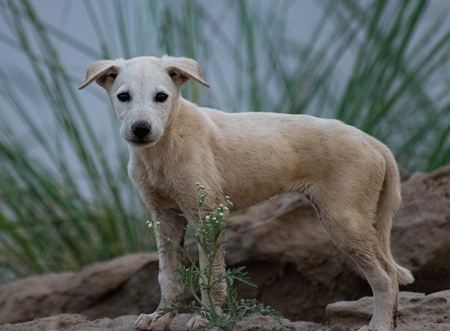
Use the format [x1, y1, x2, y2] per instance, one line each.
[80, 56, 414, 331]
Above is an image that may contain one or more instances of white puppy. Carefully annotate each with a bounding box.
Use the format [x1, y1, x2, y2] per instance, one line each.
[80, 56, 414, 331]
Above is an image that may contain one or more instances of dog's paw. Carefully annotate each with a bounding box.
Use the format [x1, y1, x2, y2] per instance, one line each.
[135, 312, 172, 331]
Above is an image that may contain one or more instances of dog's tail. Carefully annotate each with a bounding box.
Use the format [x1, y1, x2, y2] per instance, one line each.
[377, 146, 414, 286]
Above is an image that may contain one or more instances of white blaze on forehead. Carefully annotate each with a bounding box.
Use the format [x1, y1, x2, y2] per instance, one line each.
[123, 71, 173, 96]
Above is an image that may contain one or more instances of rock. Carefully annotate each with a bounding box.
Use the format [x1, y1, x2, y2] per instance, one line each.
[1, 163, 450, 325]
[225, 194, 371, 323]
[0, 312, 325, 331]
[326, 290, 450, 331]
[0, 254, 161, 323]
[1, 291, 448, 330]
[391, 165, 450, 294]
[0, 314, 136, 331]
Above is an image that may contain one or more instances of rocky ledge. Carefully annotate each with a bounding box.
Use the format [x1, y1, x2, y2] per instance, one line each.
[1, 290, 449, 330]
[1, 164, 450, 330]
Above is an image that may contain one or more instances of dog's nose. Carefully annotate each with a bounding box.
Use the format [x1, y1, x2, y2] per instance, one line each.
[132, 121, 151, 139]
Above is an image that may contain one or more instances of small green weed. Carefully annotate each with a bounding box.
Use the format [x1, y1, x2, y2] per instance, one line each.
[147, 183, 286, 331]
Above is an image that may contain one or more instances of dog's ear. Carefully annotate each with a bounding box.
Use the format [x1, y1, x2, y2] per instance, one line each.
[163, 56, 210, 88]
[78, 60, 121, 90]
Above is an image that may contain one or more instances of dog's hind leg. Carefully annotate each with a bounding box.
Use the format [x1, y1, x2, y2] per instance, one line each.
[320, 210, 399, 331]
[135, 209, 187, 331]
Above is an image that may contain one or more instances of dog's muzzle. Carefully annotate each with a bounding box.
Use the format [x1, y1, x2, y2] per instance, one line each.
[129, 121, 154, 146]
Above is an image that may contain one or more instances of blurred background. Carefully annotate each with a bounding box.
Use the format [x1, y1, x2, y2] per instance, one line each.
[1, 0, 450, 283]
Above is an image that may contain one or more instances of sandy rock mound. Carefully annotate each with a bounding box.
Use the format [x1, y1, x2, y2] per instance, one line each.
[0, 314, 136, 331]
[1, 164, 450, 325]
[0, 254, 161, 323]
[326, 290, 450, 331]
[1, 290, 448, 330]
[0, 312, 324, 331]
[391, 165, 450, 294]
[225, 193, 372, 322]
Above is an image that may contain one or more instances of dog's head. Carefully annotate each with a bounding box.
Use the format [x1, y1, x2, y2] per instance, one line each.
[79, 56, 209, 148]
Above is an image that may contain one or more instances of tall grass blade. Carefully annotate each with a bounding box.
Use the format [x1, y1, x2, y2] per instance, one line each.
[1, 0, 450, 282]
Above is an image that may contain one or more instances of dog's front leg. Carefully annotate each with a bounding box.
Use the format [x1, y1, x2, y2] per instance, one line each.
[135, 210, 187, 331]
[199, 230, 227, 311]
[187, 212, 227, 329]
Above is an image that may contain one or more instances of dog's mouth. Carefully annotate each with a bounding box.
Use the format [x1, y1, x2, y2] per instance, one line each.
[121, 126, 161, 148]
[127, 139, 155, 147]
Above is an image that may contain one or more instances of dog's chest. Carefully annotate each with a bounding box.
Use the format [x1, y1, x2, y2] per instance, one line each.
[129, 155, 186, 209]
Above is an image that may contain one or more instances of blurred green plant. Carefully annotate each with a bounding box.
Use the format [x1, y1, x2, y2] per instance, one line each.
[0, 0, 449, 281]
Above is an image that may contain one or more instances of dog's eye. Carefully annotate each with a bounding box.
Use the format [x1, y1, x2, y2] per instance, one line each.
[155, 92, 168, 103]
[117, 92, 130, 102]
